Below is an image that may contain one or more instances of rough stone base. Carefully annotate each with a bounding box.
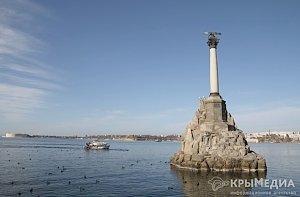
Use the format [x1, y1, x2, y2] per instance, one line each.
[170, 96, 267, 171]
[170, 129, 267, 172]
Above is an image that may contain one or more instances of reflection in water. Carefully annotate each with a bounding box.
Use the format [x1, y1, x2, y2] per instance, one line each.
[171, 166, 266, 197]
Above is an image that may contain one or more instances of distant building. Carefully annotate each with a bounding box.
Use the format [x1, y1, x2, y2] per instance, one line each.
[245, 131, 300, 143]
[245, 136, 259, 143]
[5, 132, 16, 137]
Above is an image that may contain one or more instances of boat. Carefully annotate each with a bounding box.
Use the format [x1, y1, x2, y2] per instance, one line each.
[84, 141, 110, 150]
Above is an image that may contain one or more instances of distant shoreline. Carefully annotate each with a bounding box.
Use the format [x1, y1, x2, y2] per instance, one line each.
[245, 131, 300, 143]
[2, 131, 300, 144]
[1, 133, 182, 142]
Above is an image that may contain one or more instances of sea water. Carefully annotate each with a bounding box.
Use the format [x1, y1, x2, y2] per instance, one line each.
[0, 138, 299, 196]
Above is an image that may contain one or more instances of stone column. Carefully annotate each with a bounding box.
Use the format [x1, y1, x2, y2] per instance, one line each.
[207, 33, 220, 96]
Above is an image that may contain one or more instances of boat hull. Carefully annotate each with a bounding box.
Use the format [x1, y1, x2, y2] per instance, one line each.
[84, 141, 110, 150]
[85, 145, 110, 150]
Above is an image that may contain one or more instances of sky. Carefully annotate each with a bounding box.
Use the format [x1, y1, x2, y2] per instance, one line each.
[0, 0, 300, 136]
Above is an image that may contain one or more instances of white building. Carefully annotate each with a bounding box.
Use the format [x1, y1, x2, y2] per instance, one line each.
[5, 132, 16, 137]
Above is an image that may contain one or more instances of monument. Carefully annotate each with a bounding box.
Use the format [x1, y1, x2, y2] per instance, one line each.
[170, 32, 267, 171]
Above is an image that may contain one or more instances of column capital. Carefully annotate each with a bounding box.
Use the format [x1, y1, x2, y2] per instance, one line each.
[207, 35, 219, 49]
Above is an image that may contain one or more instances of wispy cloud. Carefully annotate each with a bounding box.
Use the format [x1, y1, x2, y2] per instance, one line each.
[0, 83, 46, 119]
[0, 25, 44, 56]
[0, 0, 59, 121]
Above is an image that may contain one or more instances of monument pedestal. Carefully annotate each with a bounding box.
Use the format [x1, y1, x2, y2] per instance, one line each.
[170, 95, 267, 171]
